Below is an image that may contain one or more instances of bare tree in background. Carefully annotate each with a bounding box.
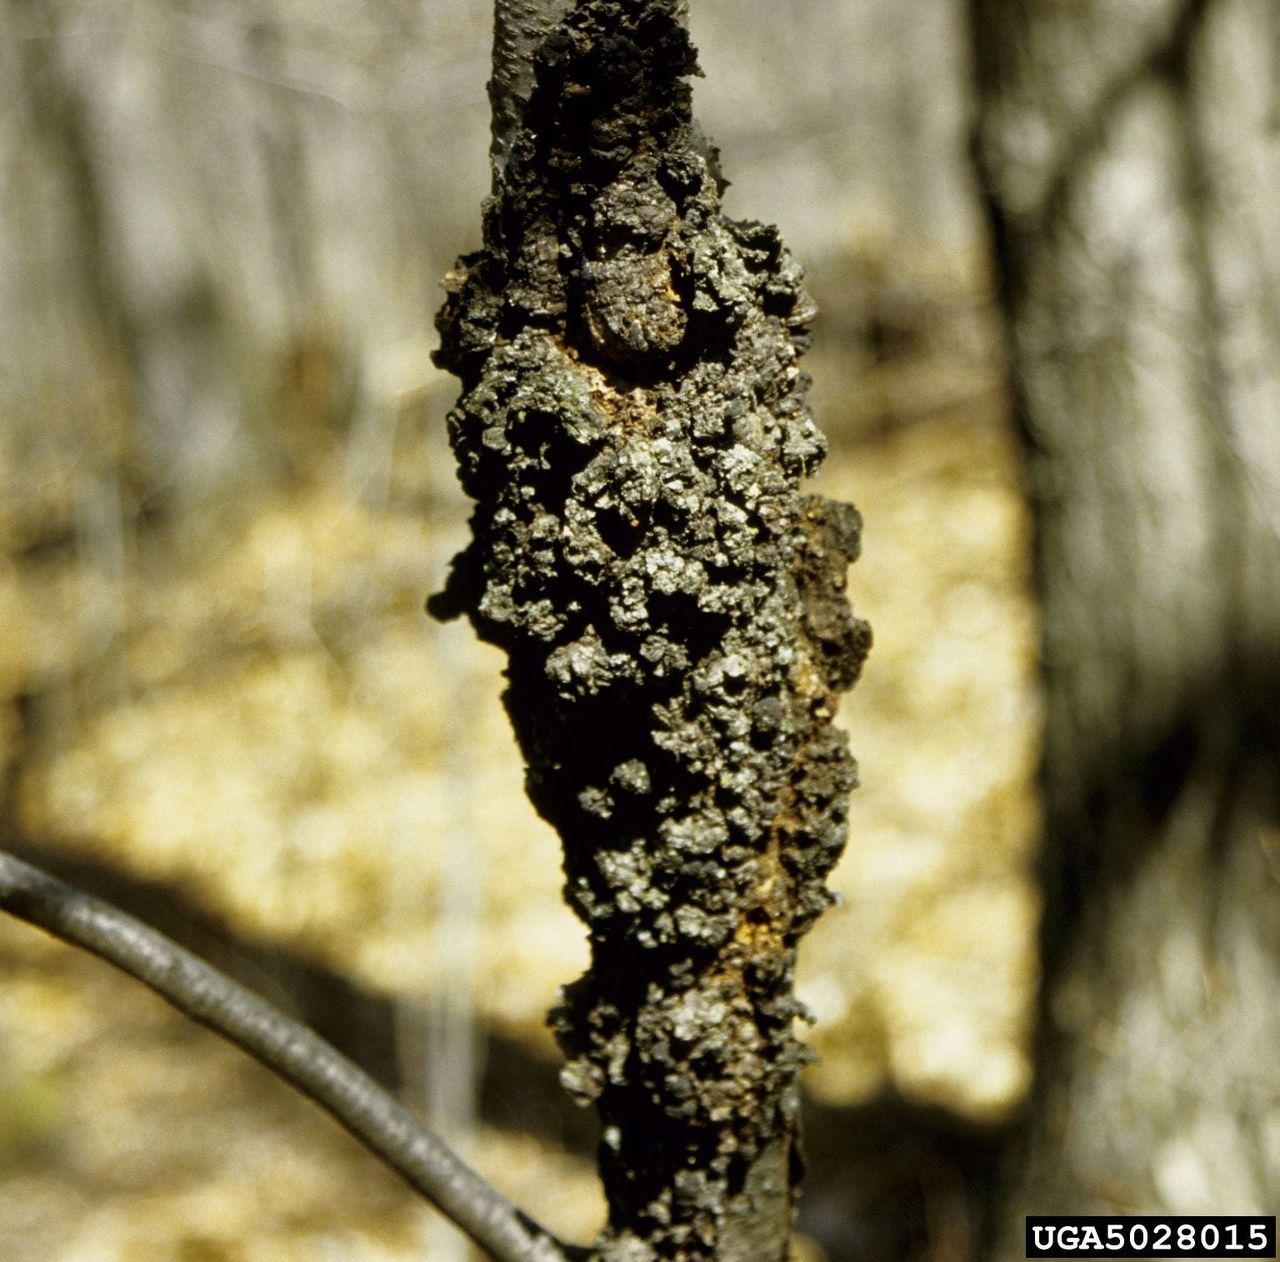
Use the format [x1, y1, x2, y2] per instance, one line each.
[971, 0, 1280, 1239]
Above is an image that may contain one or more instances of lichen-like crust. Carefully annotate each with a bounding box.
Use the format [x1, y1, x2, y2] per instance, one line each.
[432, 2, 870, 1256]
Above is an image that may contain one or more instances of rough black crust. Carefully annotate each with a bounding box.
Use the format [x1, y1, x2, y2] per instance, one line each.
[432, 3, 870, 1257]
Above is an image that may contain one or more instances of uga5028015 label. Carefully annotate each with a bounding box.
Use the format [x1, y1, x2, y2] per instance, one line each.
[1025, 1217, 1275, 1258]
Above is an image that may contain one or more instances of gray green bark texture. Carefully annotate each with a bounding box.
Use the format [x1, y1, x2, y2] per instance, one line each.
[431, 0, 870, 1256]
[972, 0, 1280, 1243]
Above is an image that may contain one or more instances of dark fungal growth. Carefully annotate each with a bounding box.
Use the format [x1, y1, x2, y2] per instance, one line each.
[431, 1, 871, 1257]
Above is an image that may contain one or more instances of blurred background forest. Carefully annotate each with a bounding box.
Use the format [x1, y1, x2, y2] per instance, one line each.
[0, 0, 1275, 1259]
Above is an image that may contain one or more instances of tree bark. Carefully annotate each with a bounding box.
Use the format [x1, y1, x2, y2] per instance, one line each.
[433, 1, 869, 1257]
[971, 0, 1280, 1240]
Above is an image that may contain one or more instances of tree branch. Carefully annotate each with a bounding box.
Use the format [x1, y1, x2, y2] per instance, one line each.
[0, 848, 575, 1262]
[488, 0, 688, 184]
[434, 2, 868, 1253]
[489, 0, 574, 184]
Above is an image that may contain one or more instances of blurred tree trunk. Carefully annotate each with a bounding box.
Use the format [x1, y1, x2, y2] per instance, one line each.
[971, 0, 1280, 1240]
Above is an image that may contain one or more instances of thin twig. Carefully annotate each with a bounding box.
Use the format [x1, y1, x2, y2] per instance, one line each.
[0, 848, 574, 1262]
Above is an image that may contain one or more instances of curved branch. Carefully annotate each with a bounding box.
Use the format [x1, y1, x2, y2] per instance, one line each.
[0, 848, 574, 1262]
